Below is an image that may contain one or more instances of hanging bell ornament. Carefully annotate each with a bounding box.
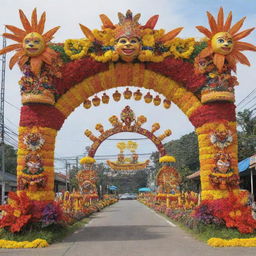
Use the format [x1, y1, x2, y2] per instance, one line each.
[144, 92, 153, 103]
[102, 93, 110, 104]
[113, 90, 121, 102]
[163, 99, 171, 109]
[83, 99, 91, 109]
[153, 95, 161, 106]
[134, 89, 142, 101]
[123, 88, 132, 99]
[92, 95, 101, 106]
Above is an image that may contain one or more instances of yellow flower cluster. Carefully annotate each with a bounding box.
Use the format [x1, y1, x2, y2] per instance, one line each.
[159, 155, 176, 163]
[80, 156, 96, 164]
[92, 29, 115, 46]
[0, 239, 48, 248]
[90, 51, 119, 63]
[167, 38, 195, 59]
[64, 39, 91, 60]
[208, 237, 256, 247]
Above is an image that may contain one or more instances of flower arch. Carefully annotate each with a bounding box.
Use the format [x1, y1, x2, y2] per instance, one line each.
[1, 8, 256, 232]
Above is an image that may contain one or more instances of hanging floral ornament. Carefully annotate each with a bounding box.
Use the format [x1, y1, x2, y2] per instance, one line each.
[112, 90, 121, 101]
[133, 89, 142, 101]
[163, 99, 171, 109]
[83, 99, 91, 109]
[144, 92, 153, 103]
[153, 95, 161, 106]
[92, 95, 101, 106]
[102, 93, 110, 104]
[123, 88, 132, 99]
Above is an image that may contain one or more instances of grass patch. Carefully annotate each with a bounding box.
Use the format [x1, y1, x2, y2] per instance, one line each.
[0, 217, 90, 244]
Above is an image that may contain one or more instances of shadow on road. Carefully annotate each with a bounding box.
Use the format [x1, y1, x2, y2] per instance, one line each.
[64, 225, 168, 242]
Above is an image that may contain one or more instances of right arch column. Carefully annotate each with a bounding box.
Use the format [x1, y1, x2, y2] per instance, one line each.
[190, 102, 240, 200]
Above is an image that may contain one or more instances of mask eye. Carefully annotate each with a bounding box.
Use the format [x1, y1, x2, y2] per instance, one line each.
[217, 38, 224, 44]
[130, 39, 138, 44]
[119, 38, 127, 44]
[25, 39, 30, 44]
[34, 40, 40, 44]
[227, 40, 232, 45]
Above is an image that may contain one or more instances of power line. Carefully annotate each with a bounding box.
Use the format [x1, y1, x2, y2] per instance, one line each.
[4, 100, 20, 111]
[106, 137, 148, 141]
[237, 88, 256, 106]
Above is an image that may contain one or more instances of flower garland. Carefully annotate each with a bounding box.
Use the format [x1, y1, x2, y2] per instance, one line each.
[54, 57, 108, 95]
[208, 238, 256, 247]
[0, 239, 48, 248]
[189, 103, 236, 128]
[167, 38, 195, 59]
[20, 105, 65, 130]
[64, 39, 92, 60]
[146, 57, 206, 92]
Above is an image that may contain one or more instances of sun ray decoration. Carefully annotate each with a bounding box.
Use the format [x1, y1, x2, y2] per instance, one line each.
[0, 8, 60, 75]
[196, 7, 256, 72]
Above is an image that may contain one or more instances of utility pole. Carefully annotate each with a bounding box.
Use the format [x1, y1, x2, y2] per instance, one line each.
[65, 160, 69, 191]
[0, 34, 6, 204]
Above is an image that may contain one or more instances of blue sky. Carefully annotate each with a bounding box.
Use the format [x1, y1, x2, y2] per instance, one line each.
[0, 0, 255, 170]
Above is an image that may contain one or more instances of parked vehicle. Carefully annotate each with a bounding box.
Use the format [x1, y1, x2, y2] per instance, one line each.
[119, 193, 137, 200]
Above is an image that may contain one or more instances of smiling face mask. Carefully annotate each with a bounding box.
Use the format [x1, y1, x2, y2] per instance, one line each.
[211, 32, 233, 55]
[115, 36, 141, 62]
[23, 32, 46, 57]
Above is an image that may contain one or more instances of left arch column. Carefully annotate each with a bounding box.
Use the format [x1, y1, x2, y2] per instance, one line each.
[17, 105, 65, 201]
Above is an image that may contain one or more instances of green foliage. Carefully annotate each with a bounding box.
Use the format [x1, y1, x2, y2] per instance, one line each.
[238, 132, 256, 161]
[165, 132, 199, 172]
[49, 44, 71, 63]
[237, 109, 256, 136]
[0, 143, 17, 175]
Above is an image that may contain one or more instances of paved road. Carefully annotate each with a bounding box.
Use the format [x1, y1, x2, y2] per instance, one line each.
[1, 200, 256, 256]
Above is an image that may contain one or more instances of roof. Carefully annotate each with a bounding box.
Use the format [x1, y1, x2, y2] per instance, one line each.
[186, 170, 200, 179]
[239, 154, 256, 175]
[0, 172, 17, 182]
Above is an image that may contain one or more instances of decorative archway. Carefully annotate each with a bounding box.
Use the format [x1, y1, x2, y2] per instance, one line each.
[82, 105, 172, 170]
[1, 7, 255, 213]
[85, 106, 171, 158]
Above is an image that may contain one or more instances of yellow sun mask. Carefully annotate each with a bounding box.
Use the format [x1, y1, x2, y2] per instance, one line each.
[115, 37, 141, 62]
[211, 32, 233, 55]
[23, 32, 46, 57]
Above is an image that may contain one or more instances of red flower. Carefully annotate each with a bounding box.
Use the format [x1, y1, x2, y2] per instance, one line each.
[146, 57, 206, 92]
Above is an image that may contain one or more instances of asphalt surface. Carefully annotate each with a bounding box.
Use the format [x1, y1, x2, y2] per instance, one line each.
[1, 200, 256, 256]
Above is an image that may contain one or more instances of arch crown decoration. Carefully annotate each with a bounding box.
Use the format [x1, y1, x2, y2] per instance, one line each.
[1, 7, 256, 233]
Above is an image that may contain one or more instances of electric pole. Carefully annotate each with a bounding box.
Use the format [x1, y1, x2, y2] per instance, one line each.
[0, 34, 6, 204]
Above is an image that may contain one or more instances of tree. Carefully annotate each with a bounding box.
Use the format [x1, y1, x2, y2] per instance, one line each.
[0, 143, 17, 175]
[237, 109, 256, 136]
